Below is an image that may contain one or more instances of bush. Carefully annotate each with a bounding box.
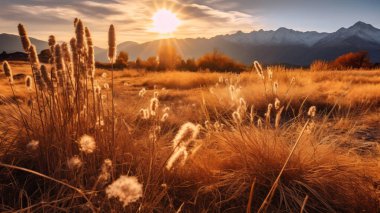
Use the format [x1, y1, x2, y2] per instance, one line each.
[197, 50, 245, 72]
[310, 60, 330, 71]
[331, 51, 372, 70]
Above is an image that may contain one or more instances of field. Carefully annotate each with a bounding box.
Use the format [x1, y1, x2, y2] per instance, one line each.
[0, 59, 379, 212]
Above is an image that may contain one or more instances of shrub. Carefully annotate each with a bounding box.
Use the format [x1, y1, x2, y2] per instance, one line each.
[197, 50, 245, 72]
[331, 51, 372, 70]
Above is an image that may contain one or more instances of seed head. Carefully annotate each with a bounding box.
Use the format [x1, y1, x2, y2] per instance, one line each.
[75, 19, 85, 51]
[308, 106, 317, 118]
[2, 61, 13, 83]
[85, 27, 93, 47]
[18, 24, 31, 52]
[150, 97, 159, 116]
[26, 140, 39, 151]
[68, 156, 82, 170]
[29, 45, 40, 68]
[172, 122, 200, 148]
[161, 113, 169, 122]
[274, 98, 281, 110]
[78, 134, 96, 154]
[253, 61, 264, 80]
[106, 176, 143, 207]
[108, 24, 116, 62]
[232, 111, 242, 125]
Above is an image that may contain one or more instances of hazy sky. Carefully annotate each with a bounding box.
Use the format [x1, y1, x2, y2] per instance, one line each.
[1, 0, 380, 47]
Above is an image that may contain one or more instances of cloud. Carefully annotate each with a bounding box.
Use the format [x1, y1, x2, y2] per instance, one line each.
[0, 0, 256, 46]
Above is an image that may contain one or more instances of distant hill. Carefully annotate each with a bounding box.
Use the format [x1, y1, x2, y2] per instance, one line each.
[1, 21, 380, 66]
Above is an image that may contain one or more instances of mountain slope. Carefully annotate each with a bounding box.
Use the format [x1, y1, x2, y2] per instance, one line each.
[1, 21, 380, 65]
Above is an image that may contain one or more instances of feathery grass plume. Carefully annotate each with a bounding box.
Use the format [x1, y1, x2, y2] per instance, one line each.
[74, 18, 79, 27]
[274, 98, 281, 110]
[275, 106, 284, 128]
[273, 81, 279, 95]
[25, 75, 33, 90]
[162, 106, 170, 113]
[139, 108, 150, 120]
[172, 122, 200, 148]
[249, 105, 255, 124]
[106, 176, 143, 207]
[253, 61, 264, 80]
[218, 76, 224, 83]
[29, 45, 40, 68]
[154, 91, 159, 98]
[138, 88, 146, 97]
[17, 24, 31, 52]
[98, 159, 112, 182]
[268, 67, 273, 80]
[101, 72, 108, 78]
[54, 44, 65, 86]
[67, 156, 82, 170]
[150, 97, 159, 116]
[40, 65, 51, 88]
[75, 19, 85, 51]
[214, 121, 222, 131]
[265, 103, 273, 125]
[108, 24, 116, 62]
[166, 146, 187, 170]
[161, 113, 169, 122]
[204, 120, 212, 130]
[70, 38, 79, 69]
[238, 97, 247, 115]
[103, 83, 110, 90]
[2, 61, 14, 83]
[88, 46, 95, 78]
[48, 35, 56, 49]
[257, 118, 263, 128]
[308, 106, 317, 118]
[26, 140, 39, 151]
[61, 42, 72, 68]
[290, 77, 296, 85]
[78, 134, 96, 154]
[229, 85, 236, 101]
[48, 35, 56, 64]
[232, 111, 242, 125]
[85, 27, 93, 47]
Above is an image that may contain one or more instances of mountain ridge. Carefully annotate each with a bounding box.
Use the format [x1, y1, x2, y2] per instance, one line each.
[1, 21, 380, 65]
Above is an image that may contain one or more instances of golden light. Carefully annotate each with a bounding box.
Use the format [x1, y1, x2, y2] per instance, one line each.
[151, 9, 181, 34]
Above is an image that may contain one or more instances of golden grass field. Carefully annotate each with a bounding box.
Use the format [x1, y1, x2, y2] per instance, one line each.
[0, 21, 380, 212]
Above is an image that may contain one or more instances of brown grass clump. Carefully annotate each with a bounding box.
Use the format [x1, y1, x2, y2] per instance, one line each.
[0, 19, 379, 212]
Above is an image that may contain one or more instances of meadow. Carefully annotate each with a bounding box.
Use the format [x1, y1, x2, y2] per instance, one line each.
[0, 20, 379, 212]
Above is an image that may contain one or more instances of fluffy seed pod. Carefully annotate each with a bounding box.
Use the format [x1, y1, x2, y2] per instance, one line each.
[253, 61, 264, 80]
[29, 45, 40, 68]
[88, 46, 95, 78]
[40, 65, 51, 88]
[85, 27, 93, 47]
[70, 38, 79, 69]
[48, 35, 56, 47]
[18, 24, 31, 52]
[308, 106, 317, 118]
[75, 19, 85, 51]
[108, 24, 116, 62]
[2, 61, 14, 83]
[74, 18, 79, 27]
[54, 44, 65, 86]
[274, 98, 281, 110]
[150, 97, 159, 116]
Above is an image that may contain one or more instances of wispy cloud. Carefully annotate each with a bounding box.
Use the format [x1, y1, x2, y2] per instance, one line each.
[0, 0, 256, 47]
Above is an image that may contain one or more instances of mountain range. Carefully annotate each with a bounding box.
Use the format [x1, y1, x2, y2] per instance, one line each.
[1, 21, 380, 66]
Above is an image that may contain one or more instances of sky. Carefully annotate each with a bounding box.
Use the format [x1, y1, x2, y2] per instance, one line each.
[1, 0, 380, 47]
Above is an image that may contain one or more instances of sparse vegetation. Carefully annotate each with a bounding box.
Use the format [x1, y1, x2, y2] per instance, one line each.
[0, 19, 379, 213]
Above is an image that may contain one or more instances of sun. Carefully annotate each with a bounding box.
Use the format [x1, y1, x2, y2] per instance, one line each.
[151, 9, 181, 34]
